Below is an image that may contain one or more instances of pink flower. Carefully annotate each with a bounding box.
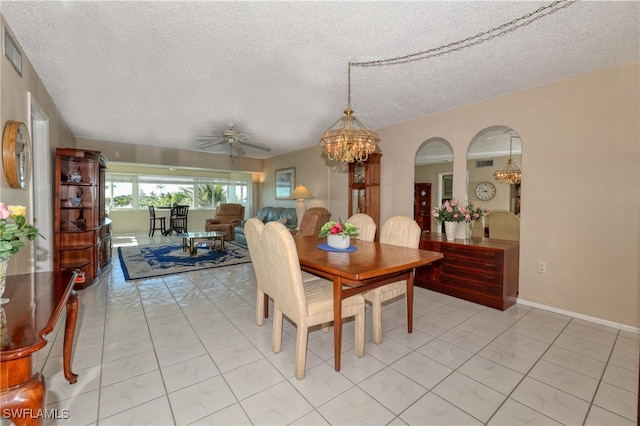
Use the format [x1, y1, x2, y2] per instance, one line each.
[330, 222, 342, 234]
[0, 203, 11, 219]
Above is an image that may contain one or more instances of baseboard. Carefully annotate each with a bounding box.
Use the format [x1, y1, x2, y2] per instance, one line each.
[517, 298, 640, 335]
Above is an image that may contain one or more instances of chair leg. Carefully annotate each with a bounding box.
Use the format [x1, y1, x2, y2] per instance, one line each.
[272, 308, 283, 353]
[371, 296, 383, 344]
[256, 289, 265, 326]
[354, 305, 365, 357]
[294, 326, 309, 379]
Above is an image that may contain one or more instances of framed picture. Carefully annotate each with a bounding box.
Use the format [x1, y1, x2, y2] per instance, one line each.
[275, 167, 295, 199]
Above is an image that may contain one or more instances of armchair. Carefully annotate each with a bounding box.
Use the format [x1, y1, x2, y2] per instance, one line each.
[204, 203, 245, 241]
[293, 207, 331, 238]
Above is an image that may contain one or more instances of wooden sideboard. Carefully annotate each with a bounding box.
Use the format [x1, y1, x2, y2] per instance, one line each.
[0, 272, 78, 425]
[416, 233, 519, 310]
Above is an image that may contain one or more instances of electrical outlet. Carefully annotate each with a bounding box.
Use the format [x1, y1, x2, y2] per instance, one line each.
[538, 261, 546, 273]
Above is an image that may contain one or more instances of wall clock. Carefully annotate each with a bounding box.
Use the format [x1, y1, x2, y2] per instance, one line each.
[2, 120, 31, 189]
[475, 182, 496, 201]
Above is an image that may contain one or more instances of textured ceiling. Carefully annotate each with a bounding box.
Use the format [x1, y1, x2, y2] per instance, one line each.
[1, 1, 639, 159]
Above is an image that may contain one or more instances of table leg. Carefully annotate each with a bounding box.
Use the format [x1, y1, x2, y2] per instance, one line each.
[406, 269, 415, 334]
[332, 276, 343, 371]
[0, 372, 46, 426]
[63, 290, 79, 384]
[189, 238, 197, 256]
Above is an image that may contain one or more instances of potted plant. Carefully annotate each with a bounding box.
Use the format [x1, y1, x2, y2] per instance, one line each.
[459, 201, 490, 239]
[431, 200, 464, 241]
[318, 219, 358, 249]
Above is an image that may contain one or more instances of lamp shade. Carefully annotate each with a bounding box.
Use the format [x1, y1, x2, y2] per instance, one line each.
[291, 185, 314, 200]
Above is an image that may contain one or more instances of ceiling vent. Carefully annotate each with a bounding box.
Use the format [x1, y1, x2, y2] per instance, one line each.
[476, 159, 494, 168]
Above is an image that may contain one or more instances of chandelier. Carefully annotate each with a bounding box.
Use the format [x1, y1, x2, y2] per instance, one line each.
[493, 136, 522, 184]
[319, 63, 380, 163]
[318, 0, 571, 164]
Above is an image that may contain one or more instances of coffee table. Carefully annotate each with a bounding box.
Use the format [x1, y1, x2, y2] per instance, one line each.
[179, 231, 227, 257]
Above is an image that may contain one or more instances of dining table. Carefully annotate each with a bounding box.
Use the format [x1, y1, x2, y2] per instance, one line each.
[295, 236, 443, 371]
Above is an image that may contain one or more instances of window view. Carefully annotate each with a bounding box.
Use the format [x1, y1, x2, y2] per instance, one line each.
[105, 173, 248, 210]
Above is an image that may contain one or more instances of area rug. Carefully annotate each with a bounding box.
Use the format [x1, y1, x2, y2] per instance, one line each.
[118, 241, 251, 280]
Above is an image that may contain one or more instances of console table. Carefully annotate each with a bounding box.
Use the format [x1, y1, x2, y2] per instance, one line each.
[0, 271, 78, 426]
[416, 233, 519, 310]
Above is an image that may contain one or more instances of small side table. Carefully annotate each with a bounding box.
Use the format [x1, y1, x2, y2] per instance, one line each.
[0, 271, 79, 426]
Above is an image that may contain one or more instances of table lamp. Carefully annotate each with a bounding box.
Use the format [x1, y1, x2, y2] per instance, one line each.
[291, 185, 314, 229]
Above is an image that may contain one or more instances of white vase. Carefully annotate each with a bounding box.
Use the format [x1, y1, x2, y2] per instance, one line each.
[464, 220, 475, 239]
[327, 234, 351, 249]
[444, 221, 457, 242]
[0, 257, 10, 304]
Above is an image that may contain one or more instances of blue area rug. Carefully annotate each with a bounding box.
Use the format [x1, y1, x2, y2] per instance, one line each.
[118, 241, 251, 280]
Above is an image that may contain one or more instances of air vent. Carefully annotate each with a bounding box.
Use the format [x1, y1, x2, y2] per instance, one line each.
[476, 159, 494, 168]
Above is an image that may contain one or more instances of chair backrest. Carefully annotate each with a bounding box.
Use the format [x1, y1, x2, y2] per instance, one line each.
[348, 213, 376, 242]
[262, 221, 308, 321]
[380, 215, 421, 249]
[296, 207, 331, 237]
[148, 205, 157, 218]
[487, 210, 520, 241]
[245, 218, 270, 294]
[215, 203, 245, 224]
[172, 205, 189, 216]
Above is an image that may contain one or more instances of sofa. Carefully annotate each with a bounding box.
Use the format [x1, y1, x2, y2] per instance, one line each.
[234, 207, 298, 246]
[204, 203, 245, 241]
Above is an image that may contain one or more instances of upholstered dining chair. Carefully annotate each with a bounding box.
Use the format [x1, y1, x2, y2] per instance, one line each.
[347, 213, 377, 242]
[362, 215, 421, 344]
[244, 218, 271, 326]
[486, 210, 520, 241]
[261, 221, 365, 379]
[148, 206, 166, 237]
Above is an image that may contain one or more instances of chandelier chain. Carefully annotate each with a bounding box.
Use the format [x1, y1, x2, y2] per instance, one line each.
[351, 0, 573, 68]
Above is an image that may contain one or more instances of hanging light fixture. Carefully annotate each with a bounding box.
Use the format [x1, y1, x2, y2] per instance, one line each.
[319, 63, 380, 163]
[493, 136, 522, 184]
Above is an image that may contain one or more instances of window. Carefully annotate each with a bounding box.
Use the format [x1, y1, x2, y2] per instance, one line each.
[105, 173, 249, 210]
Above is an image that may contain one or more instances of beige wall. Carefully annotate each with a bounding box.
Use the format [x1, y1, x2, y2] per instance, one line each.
[376, 62, 639, 328]
[0, 18, 75, 274]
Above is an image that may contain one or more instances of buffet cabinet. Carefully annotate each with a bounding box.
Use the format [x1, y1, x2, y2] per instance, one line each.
[416, 233, 519, 310]
[54, 148, 111, 289]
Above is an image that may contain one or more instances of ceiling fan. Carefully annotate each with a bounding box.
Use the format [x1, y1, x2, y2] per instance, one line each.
[196, 122, 271, 156]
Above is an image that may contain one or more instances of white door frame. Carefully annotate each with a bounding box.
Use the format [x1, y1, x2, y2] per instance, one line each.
[28, 92, 53, 272]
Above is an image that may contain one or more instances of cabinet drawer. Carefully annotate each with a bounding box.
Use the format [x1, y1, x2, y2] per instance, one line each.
[442, 264, 502, 286]
[442, 253, 502, 273]
[441, 245, 503, 263]
[440, 273, 502, 296]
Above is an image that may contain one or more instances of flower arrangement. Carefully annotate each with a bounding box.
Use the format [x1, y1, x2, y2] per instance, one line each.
[318, 218, 359, 238]
[0, 203, 41, 258]
[431, 200, 465, 223]
[459, 201, 490, 222]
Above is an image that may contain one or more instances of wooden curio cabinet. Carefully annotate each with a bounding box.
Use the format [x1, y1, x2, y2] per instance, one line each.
[348, 153, 381, 240]
[414, 183, 432, 232]
[54, 148, 111, 289]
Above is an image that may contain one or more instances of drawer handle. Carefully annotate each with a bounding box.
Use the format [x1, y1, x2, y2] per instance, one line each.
[484, 263, 495, 268]
[483, 275, 496, 280]
[483, 252, 496, 257]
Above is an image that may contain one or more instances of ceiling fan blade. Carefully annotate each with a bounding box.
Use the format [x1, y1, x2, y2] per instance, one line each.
[230, 140, 246, 156]
[239, 141, 272, 152]
[197, 140, 227, 148]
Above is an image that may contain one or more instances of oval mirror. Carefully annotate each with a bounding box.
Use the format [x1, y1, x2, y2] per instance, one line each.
[414, 137, 453, 234]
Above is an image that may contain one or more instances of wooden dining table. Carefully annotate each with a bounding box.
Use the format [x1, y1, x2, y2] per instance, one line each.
[295, 236, 443, 371]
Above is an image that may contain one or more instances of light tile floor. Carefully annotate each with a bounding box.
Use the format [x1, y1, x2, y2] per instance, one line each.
[39, 234, 639, 425]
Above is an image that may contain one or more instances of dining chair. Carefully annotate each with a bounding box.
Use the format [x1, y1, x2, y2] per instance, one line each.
[261, 221, 365, 379]
[347, 213, 377, 242]
[362, 215, 421, 344]
[148, 206, 166, 237]
[169, 205, 189, 234]
[244, 218, 272, 326]
[486, 210, 520, 241]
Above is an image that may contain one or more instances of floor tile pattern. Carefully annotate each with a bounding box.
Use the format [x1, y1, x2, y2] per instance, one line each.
[38, 235, 639, 425]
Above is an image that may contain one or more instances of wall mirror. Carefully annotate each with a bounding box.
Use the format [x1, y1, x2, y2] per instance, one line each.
[414, 137, 453, 233]
[467, 125, 522, 215]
